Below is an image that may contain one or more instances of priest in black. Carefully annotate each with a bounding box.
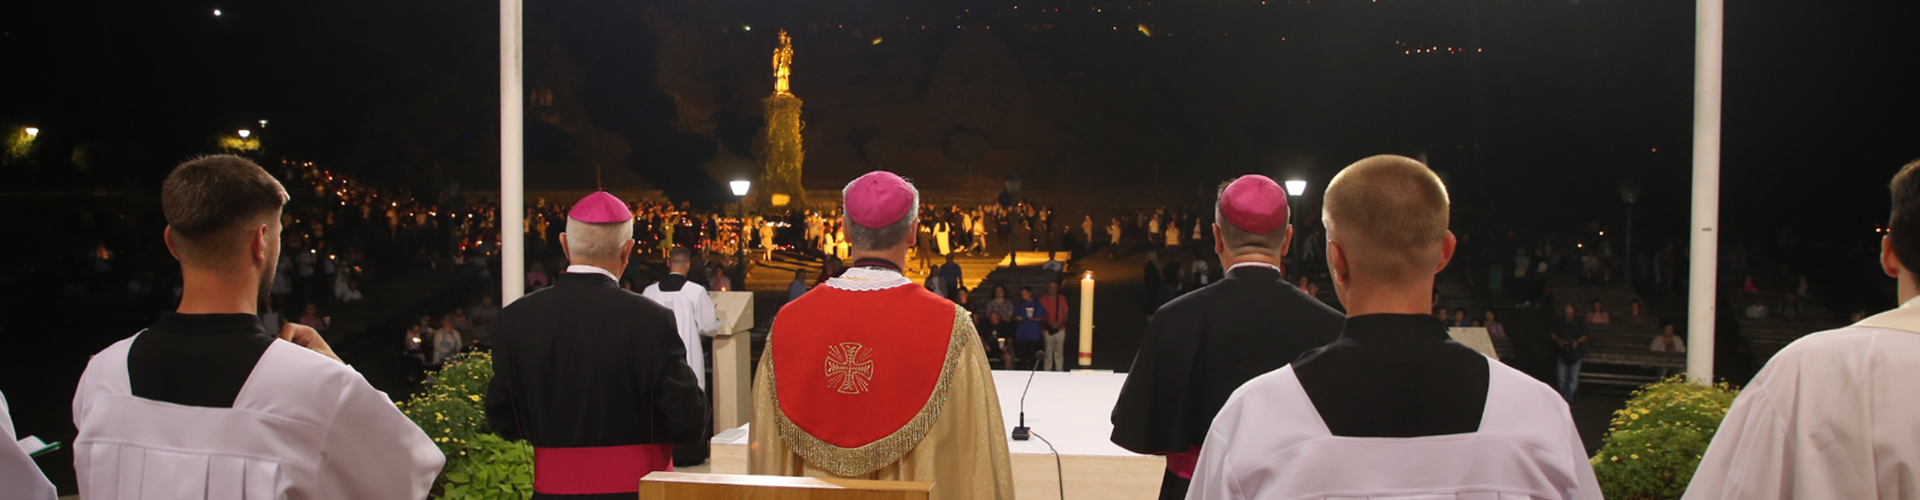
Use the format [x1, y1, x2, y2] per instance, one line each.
[486, 192, 708, 499]
[1110, 175, 1345, 500]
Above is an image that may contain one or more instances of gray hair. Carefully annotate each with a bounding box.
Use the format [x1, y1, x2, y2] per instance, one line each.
[842, 177, 921, 252]
[564, 217, 634, 262]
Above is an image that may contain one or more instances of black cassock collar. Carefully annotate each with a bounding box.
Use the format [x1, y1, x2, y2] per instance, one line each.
[128, 312, 275, 408]
[1292, 313, 1490, 438]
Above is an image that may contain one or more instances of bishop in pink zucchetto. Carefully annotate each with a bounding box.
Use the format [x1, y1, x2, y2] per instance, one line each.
[843, 171, 917, 229]
[1218, 175, 1289, 235]
[568, 191, 632, 224]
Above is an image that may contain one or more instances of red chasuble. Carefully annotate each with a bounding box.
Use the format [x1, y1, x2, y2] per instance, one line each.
[770, 284, 957, 451]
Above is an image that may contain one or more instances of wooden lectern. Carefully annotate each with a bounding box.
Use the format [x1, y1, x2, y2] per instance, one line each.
[639, 472, 931, 500]
[709, 291, 755, 433]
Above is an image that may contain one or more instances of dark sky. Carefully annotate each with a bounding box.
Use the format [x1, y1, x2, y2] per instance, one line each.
[0, 0, 1914, 240]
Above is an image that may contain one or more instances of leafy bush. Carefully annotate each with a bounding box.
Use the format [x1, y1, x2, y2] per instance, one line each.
[1590, 376, 1740, 500]
[397, 351, 532, 500]
[440, 434, 535, 500]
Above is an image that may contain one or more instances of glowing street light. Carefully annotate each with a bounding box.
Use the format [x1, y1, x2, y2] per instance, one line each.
[259, 119, 269, 128]
[213, 8, 222, 16]
[729, 180, 752, 197]
[1284, 180, 1307, 196]
[23, 127, 38, 138]
[237, 129, 251, 138]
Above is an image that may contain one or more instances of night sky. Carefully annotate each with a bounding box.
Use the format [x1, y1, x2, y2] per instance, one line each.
[1, 0, 1915, 240]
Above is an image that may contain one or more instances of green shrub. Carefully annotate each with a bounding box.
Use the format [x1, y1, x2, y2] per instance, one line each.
[1590, 376, 1740, 500]
[397, 351, 532, 500]
[440, 434, 535, 500]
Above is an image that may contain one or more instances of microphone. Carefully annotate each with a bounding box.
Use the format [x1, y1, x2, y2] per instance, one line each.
[1011, 356, 1043, 441]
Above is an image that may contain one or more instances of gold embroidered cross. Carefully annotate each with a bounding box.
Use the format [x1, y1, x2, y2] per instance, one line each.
[825, 342, 875, 395]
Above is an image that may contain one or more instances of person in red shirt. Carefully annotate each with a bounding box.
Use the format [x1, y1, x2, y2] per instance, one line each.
[1040, 281, 1072, 371]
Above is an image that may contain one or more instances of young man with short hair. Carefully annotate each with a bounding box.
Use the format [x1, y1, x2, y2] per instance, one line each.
[1687, 159, 1920, 499]
[73, 155, 443, 499]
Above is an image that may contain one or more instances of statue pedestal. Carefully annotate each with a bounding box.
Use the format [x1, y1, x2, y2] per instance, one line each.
[709, 292, 756, 433]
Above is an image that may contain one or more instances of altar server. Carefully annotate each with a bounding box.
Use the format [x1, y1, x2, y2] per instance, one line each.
[1110, 174, 1345, 500]
[72, 155, 443, 500]
[1685, 159, 1920, 499]
[487, 191, 708, 499]
[1188, 155, 1600, 500]
[642, 246, 721, 466]
[1, 389, 56, 500]
[750, 171, 1014, 500]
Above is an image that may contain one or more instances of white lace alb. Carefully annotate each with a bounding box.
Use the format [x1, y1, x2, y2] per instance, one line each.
[823, 266, 915, 292]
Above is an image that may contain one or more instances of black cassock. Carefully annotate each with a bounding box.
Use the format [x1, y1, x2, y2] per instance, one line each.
[486, 272, 708, 500]
[1110, 265, 1344, 500]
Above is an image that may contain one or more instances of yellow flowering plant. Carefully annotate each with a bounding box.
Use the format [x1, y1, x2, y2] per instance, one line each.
[398, 351, 533, 499]
[1590, 375, 1739, 500]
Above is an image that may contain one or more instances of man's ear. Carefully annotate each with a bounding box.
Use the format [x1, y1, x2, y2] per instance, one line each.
[1328, 239, 1351, 287]
[559, 233, 572, 261]
[1883, 235, 1903, 278]
[1280, 225, 1295, 258]
[1212, 224, 1225, 256]
[1434, 231, 1458, 274]
[619, 239, 635, 268]
[253, 225, 272, 269]
[163, 226, 181, 261]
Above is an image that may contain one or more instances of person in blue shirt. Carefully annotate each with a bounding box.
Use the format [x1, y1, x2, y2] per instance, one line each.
[939, 253, 964, 300]
[1012, 286, 1049, 369]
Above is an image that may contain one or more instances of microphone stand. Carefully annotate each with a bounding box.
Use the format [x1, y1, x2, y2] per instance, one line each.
[1012, 357, 1043, 440]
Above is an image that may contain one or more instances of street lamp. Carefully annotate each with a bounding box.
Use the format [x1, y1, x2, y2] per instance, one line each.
[1284, 180, 1307, 276]
[1619, 180, 1642, 288]
[259, 119, 269, 128]
[23, 127, 38, 138]
[731, 180, 751, 280]
[237, 129, 251, 139]
[1001, 174, 1024, 265]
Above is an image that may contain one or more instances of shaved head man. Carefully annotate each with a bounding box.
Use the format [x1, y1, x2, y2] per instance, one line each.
[1186, 155, 1600, 500]
[1322, 154, 1455, 309]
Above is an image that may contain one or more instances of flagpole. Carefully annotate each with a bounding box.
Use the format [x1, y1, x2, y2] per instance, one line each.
[500, 0, 526, 304]
[1687, 0, 1723, 383]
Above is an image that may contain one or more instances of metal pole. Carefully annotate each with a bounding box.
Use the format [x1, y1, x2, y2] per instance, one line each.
[1687, 0, 1723, 384]
[500, 0, 525, 304]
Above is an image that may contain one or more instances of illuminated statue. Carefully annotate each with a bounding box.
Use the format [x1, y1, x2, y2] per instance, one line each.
[772, 30, 794, 95]
[758, 30, 805, 207]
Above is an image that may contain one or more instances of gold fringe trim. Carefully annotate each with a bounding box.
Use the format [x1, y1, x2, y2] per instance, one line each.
[768, 304, 974, 477]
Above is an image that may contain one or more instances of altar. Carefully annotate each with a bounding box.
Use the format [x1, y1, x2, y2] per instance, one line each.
[705, 370, 1164, 500]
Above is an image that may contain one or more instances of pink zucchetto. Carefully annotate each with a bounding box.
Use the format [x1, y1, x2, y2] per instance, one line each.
[567, 191, 632, 224]
[1219, 175, 1290, 234]
[844, 171, 916, 228]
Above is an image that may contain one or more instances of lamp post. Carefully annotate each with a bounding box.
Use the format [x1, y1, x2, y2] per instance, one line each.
[731, 180, 752, 281]
[1284, 180, 1307, 277]
[23, 127, 38, 138]
[1619, 180, 1641, 288]
[1001, 174, 1024, 266]
[237, 129, 251, 139]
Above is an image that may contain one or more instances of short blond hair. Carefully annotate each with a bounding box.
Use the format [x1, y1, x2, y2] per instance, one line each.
[1323, 155, 1450, 284]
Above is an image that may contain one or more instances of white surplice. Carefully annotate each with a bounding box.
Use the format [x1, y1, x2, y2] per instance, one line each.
[1684, 297, 1920, 500]
[1189, 357, 1602, 500]
[642, 275, 721, 390]
[1, 389, 56, 500]
[72, 336, 443, 500]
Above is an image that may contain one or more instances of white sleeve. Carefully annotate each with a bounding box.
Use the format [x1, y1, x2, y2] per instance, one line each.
[315, 374, 445, 500]
[697, 292, 721, 337]
[1682, 387, 1792, 500]
[1566, 413, 1604, 500]
[1186, 423, 1241, 500]
[0, 391, 56, 500]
